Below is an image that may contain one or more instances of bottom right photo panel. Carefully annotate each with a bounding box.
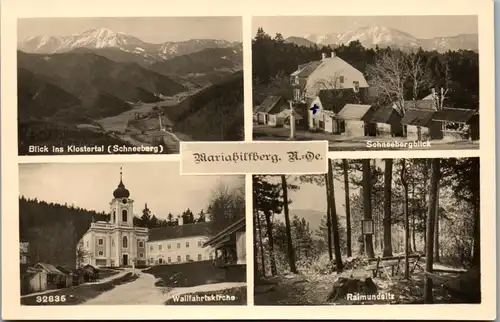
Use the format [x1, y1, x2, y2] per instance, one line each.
[253, 157, 480, 306]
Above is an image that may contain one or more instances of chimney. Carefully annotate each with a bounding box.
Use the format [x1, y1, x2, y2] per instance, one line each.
[331, 51, 336, 58]
[177, 216, 183, 226]
[321, 52, 326, 60]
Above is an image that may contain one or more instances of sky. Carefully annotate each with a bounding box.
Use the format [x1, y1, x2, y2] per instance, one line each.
[19, 163, 244, 219]
[18, 17, 243, 43]
[252, 15, 478, 39]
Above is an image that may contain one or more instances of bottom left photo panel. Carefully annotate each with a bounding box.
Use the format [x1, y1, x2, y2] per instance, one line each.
[18, 162, 247, 306]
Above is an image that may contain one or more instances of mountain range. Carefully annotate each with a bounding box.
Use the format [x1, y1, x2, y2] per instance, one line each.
[285, 24, 478, 53]
[19, 28, 242, 62]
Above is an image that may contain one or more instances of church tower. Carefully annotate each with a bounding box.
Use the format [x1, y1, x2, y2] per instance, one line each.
[110, 167, 134, 227]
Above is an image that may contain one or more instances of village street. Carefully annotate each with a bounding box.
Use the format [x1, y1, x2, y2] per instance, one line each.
[83, 269, 166, 305]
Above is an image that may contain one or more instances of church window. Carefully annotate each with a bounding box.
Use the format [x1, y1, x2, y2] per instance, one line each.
[149, 258, 154, 264]
[139, 253, 144, 258]
[86, 241, 89, 247]
[158, 257, 163, 264]
[167, 244, 171, 249]
[198, 254, 202, 261]
[177, 243, 181, 249]
[98, 238, 103, 246]
[123, 236, 128, 248]
[112, 210, 116, 223]
[198, 240, 202, 247]
[150, 245, 153, 251]
[168, 257, 171, 263]
[159, 245, 163, 251]
[186, 242, 190, 248]
[177, 255, 181, 262]
[122, 209, 128, 222]
[112, 239, 115, 247]
[138, 241, 144, 248]
[186, 255, 190, 261]
[98, 251, 104, 256]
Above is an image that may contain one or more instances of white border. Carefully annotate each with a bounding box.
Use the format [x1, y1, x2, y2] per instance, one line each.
[2, 0, 495, 320]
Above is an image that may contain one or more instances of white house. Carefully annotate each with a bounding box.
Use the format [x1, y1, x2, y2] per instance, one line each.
[146, 217, 215, 265]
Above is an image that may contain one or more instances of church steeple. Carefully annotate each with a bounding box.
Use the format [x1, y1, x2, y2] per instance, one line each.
[113, 166, 130, 198]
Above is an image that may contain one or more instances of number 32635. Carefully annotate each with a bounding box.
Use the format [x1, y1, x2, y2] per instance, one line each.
[36, 295, 66, 303]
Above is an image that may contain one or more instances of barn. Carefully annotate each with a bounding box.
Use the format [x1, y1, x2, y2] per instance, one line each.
[367, 106, 404, 137]
[432, 108, 479, 141]
[401, 108, 442, 140]
[336, 104, 376, 137]
[253, 96, 289, 126]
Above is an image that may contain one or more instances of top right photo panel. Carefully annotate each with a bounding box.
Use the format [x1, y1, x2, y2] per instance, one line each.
[252, 15, 479, 151]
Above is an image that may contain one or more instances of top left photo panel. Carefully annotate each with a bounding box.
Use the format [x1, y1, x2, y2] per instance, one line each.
[17, 16, 244, 156]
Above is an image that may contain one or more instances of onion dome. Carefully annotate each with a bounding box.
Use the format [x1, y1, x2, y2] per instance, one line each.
[113, 167, 130, 198]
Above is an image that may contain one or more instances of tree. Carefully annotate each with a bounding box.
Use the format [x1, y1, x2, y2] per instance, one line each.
[206, 180, 245, 235]
[75, 240, 89, 267]
[383, 159, 394, 257]
[196, 209, 206, 222]
[253, 175, 282, 275]
[362, 159, 375, 258]
[342, 159, 352, 257]
[182, 208, 195, 224]
[424, 158, 441, 303]
[401, 159, 410, 279]
[327, 160, 344, 272]
[407, 51, 432, 100]
[366, 50, 409, 116]
[324, 173, 333, 261]
[281, 175, 297, 273]
[140, 203, 152, 227]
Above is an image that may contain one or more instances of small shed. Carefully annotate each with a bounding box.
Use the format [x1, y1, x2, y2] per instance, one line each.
[401, 108, 442, 140]
[276, 109, 304, 129]
[26, 263, 67, 292]
[203, 217, 246, 282]
[254, 96, 289, 125]
[55, 266, 74, 288]
[336, 104, 376, 137]
[81, 264, 100, 282]
[367, 106, 404, 137]
[432, 108, 479, 141]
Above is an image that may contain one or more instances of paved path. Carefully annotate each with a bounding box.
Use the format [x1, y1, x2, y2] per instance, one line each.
[83, 271, 166, 305]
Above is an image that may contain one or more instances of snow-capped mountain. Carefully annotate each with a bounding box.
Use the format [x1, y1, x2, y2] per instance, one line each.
[301, 24, 478, 52]
[18, 28, 240, 61]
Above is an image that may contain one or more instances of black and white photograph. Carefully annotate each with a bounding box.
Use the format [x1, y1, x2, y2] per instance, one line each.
[18, 17, 244, 155]
[19, 162, 246, 305]
[253, 157, 480, 305]
[252, 16, 480, 151]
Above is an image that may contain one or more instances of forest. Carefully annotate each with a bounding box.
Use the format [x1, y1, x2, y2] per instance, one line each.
[253, 157, 480, 305]
[252, 28, 479, 111]
[19, 180, 245, 269]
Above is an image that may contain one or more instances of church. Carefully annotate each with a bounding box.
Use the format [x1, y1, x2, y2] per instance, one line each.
[78, 168, 214, 268]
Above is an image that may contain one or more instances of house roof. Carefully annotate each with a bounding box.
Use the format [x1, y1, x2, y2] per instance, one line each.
[148, 222, 212, 242]
[432, 108, 478, 123]
[401, 108, 436, 127]
[56, 266, 76, 275]
[34, 263, 66, 275]
[291, 61, 323, 77]
[254, 96, 286, 114]
[368, 106, 401, 123]
[276, 109, 304, 120]
[403, 100, 436, 111]
[337, 104, 373, 121]
[203, 217, 245, 248]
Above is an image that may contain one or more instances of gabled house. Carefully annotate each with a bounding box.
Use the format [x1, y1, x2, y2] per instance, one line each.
[253, 96, 289, 126]
[290, 51, 369, 102]
[56, 265, 76, 287]
[367, 106, 404, 137]
[275, 109, 304, 129]
[203, 217, 246, 283]
[336, 104, 376, 137]
[401, 108, 442, 140]
[23, 263, 67, 292]
[432, 108, 479, 141]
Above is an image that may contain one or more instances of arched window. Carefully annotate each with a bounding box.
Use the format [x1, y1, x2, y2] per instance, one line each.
[112, 210, 116, 223]
[122, 236, 128, 248]
[122, 209, 128, 222]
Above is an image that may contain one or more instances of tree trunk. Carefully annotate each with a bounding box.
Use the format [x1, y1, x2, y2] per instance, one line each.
[434, 186, 440, 263]
[325, 173, 333, 261]
[424, 158, 440, 303]
[342, 159, 352, 257]
[328, 160, 344, 272]
[263, 210, 277, 276]
[256, 211, 266, 276]
[383, 159, 393, 257]
[281, 175, 297, 274]
[411, 183, 417, 253]
[471, 190, 480, 267]
[253, 210, 259, 278]
[401, 159, 410, 279]
[362, 159, 375, 258]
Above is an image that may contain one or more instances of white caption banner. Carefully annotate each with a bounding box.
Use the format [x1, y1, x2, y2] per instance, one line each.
[180, 141, 328, 175]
